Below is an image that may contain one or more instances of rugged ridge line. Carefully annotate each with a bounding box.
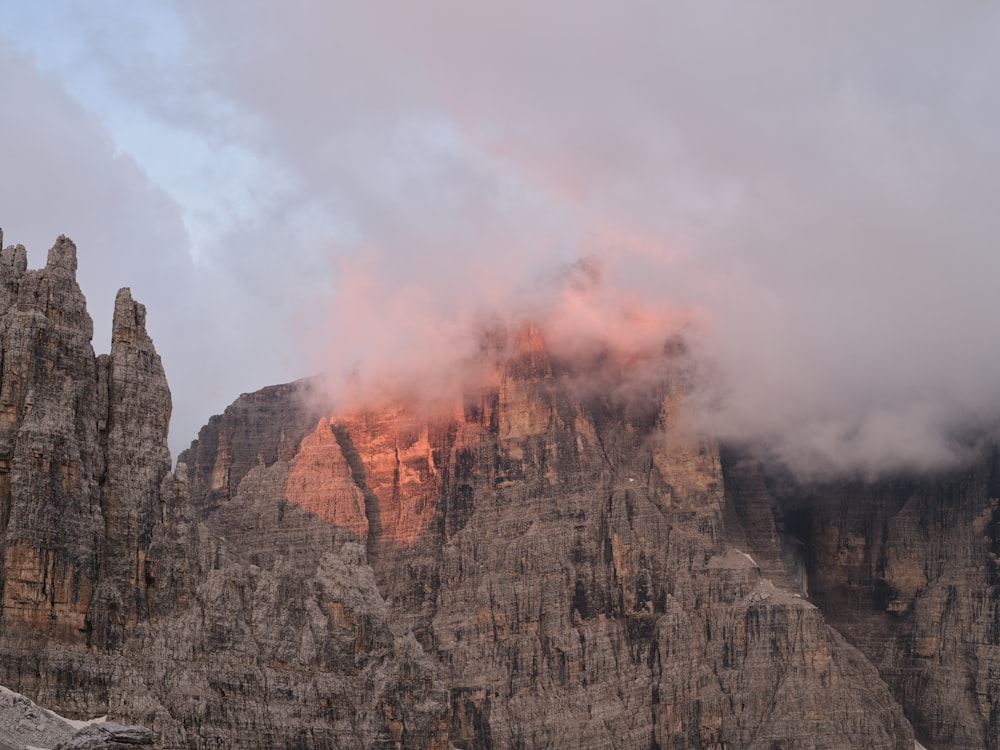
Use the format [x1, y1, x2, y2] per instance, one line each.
[180, 324, 917, 749]
[11, 229, 993, 749]
[0, 236, 168, 658]
[0, 235, 451, 749]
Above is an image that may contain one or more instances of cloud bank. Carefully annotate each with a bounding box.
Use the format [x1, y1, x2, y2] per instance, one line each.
[3, 3, 1000, 475]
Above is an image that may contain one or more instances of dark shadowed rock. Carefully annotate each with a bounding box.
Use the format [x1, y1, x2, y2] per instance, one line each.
[763, 457, 1000, 750]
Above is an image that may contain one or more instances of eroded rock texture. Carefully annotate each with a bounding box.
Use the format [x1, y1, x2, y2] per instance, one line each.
[762, 456, 1000, 750]
[0, 235, 169, 698]
[179, 325, 916, 749]
[9, 230, 998, 749]
[0, 236, 450, 749]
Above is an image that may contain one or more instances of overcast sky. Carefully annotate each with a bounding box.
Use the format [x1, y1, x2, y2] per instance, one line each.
[2, 2, 999, 475]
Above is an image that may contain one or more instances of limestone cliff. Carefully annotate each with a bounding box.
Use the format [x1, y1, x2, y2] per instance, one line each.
[6, 230, 995, 749]
[0, 235, 451, 749]
[179, 325, 916, 749]
[755, 456, 1000, 750]
[0, 235, 170, 693]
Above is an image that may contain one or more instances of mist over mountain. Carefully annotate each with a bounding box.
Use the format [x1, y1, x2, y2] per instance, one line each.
[299, 241, 1000, 483]
[1, 231, 999, 748]
[3, 4, 1000, 465]
[3, 5, 1000, 746]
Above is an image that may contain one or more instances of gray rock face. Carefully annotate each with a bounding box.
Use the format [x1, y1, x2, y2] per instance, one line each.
[760, 457, 1000, 750]
[0, 237, 451, 749]
[0, 236, 167, 713]
[178, 326, 915, 748]
[7, 230, 999, 749]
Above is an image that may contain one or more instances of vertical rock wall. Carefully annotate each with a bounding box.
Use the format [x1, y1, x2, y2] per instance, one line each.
[766, 460, 1000, 750]
[12, 230, 997, 749]
[0, 236, 172, 712]
[0, 235, 453, 749]
[182, 325, 916, 749]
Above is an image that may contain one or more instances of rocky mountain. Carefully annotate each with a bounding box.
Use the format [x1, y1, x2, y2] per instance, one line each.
[0, 233, 997, 748]
[178, 326, 917, 750]
[0, 235, 449, 748]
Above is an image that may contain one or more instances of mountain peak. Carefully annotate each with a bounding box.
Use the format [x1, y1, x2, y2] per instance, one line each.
[45, 234, 78, 276]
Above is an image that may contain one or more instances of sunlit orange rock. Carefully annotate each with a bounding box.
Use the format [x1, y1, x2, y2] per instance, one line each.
[284, 417, 368, 539]
[333, 406, 444, 546]
[0, 542, 91, 638]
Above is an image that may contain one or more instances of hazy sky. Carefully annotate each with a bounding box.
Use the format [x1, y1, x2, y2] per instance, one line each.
[2, 2, 999, 475]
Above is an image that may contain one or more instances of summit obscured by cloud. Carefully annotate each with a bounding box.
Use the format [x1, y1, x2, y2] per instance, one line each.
[2, 2, 999, 475]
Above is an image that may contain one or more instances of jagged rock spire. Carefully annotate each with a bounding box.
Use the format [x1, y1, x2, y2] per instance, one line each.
[45, 234, 78, 275]
[0, 233, 172, 661]
[111, 287, 153, 349]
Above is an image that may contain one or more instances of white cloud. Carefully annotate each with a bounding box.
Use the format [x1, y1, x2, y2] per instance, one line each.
[4, 2, 1000, 473]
